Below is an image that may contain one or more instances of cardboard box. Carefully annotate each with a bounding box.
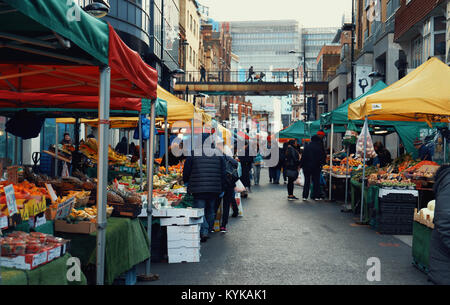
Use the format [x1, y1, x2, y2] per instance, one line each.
[0, 250, 48, 270]
[166, 224, 200, 234]
[54, 219, 96, 234]
[168, 248, 201, 264]
[167, 231, 199, 241]
[167, 239, 200, 248]
[165, 208, 204, 218]
[160, 216, 203, 226]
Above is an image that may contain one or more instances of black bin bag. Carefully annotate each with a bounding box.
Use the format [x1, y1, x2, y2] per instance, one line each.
[5, 110, 44, 139]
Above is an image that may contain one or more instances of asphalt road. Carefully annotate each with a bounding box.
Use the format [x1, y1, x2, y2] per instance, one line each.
[140, 168, 430, 285]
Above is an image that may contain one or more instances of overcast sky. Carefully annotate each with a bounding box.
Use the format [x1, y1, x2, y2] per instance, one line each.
[199, 0, 352, 28]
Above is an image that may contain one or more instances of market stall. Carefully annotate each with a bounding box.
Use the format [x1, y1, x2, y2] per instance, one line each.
[0, 0, 158, 285]
[348, 57, 450, 232]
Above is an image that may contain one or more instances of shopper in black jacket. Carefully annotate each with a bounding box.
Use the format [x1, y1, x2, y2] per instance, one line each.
[183, 152, 226, 242]
[284, 140, 301, 200]
[428, 164, 450, 285]
[300, 134, 326, 201]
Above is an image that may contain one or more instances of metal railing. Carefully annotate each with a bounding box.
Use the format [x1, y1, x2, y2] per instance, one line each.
[174, 70, 298, 84]
[175, 70, 336, 84]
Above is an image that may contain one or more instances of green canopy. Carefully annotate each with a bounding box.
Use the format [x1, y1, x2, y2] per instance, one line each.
[2, 0, 109, 65]
[278, 119, 325, 140]
[321, 81, 388, 127]
[278, 120, 307, 139]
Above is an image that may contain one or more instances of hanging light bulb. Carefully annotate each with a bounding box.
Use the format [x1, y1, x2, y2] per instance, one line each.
[83, 0, 110, 18]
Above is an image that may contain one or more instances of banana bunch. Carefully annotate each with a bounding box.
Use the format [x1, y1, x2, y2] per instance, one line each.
[108, 146, 127, 164]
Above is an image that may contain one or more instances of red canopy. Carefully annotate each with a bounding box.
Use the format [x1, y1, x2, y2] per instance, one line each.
[0, 90, 145, 112]
[0, 24, 157, 102]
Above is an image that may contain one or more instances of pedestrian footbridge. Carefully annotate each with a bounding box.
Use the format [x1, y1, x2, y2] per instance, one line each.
[173, 70, 329, 96]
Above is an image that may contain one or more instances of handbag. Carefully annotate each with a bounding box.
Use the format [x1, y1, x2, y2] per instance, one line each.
[285, 169, 298, 179]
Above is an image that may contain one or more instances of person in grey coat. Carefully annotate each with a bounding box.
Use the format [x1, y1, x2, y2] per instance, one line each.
[428, 164, 450, 285]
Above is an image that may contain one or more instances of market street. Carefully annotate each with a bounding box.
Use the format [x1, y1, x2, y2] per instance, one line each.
[140, 168, 429, 285]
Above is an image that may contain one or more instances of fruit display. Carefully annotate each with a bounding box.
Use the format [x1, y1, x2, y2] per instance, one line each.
[1, 231, 68, 258]
[0, 180, 49, 202]
[80, 137, 138, 167]
[65, 206, 113, 223]
[404, 160, 439, 179]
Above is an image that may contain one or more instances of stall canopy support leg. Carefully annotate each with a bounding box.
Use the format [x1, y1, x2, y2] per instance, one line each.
[54, 125, 58, 177]
[96, 65, 110, 286]
[139, 113, 143, 191]
[329, 124, 334, 201]
[165, 117, 169, 174]
[138, 100, 159, 282]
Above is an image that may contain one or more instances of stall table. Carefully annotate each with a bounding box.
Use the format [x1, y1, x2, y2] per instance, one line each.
[323, 171, 351, 202]
[1, 253, 87, 285]
[54, 217, 150, 285]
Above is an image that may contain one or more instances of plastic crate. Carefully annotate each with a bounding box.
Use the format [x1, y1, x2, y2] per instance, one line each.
[379, 192, 418, 203]
[377, 222, 413, 235]
[378, 214, 414, 225]
[379, 201, 416, 215]
[38, 153, 53, 176]
[109, 203, 142, 218]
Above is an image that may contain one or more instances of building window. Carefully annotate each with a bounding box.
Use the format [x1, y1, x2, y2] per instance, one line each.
[423, 16, 447, 60]
[412, 36, 423, 68]
[423, 18, 432, 60]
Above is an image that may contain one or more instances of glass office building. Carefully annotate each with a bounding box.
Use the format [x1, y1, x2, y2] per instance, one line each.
[230, 20, 301, 71]
[302, 27, 339, 70]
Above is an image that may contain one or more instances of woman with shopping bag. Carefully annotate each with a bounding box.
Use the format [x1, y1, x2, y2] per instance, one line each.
[284, 140, 301, 201]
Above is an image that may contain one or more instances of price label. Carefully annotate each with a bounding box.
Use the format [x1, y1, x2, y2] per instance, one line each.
[55, 197, 75, 219]
[32, 251, 48, 267]
[0, 215, 8, 229]
[48, 246, 62, 261]
[4, 184, 17, 216]
[45, 183, 58, 203]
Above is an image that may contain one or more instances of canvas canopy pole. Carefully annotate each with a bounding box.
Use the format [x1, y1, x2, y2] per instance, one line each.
[54, 125, 58, 177]
[329, 124, 334, 201]
[145, 101, 156, 276]
[139, 114, 144, 191]
[165, 117, 169, 173]
[96, 66, 111, 285]
[359, 116, 368, 224]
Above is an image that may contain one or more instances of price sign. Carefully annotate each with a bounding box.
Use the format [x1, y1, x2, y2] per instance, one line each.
[45, 183, 58, 203]
[55, 197, 75, 220]
[4, 184, 17, 216]
[0, 215, 8, 229]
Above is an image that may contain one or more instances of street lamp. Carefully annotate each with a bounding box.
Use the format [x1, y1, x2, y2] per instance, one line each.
[289, 49, 307, 121]
[83, 0, 110, 18]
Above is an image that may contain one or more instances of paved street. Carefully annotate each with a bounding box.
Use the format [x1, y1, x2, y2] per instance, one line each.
[142, 168, 429, 285]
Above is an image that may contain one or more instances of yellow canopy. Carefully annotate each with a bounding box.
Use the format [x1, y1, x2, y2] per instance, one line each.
[348, 58, 450, 124]
[156, 85, 196, 121]
[56, 117, 139, 129]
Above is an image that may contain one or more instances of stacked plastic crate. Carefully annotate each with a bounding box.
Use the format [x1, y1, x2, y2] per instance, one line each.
[154, 208, 204, 263]
[377, 189, 418, 234]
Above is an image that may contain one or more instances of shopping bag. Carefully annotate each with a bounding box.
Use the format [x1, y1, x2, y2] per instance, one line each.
[294, 169, 304, 186]
[235, 192, 244, 217]
[234, 179, 245, 193]
[61, 162, 69, 177]
[356, 120, 377, 159]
